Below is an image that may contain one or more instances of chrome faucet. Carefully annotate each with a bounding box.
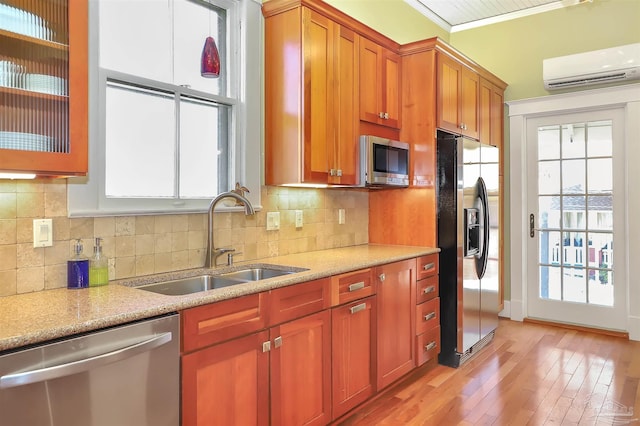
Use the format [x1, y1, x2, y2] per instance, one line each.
[204, 191, 255, 268]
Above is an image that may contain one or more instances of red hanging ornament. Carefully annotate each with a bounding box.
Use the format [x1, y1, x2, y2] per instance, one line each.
[201, 36, 220, 78]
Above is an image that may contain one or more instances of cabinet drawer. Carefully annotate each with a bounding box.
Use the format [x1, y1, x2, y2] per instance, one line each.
[416, 274, 439, 304]
[181, 292, 268, 353]
[269, 278, 331, 326]
[415, 297, 440, 335]
[416, 326, 441, 366]
[331, 268, 374, 306]
[416, 254, 438, 280]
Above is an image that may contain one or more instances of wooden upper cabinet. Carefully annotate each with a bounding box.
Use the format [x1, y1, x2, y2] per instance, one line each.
[359, 37, 401, 129]
[264, 5, 359, 186]
[479, 76, 504, 149]
[0, 0, 88, 176]
[436, 53, 479, 140]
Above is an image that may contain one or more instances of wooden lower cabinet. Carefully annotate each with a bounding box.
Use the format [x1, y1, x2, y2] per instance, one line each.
[182, 330, 270, 426]
[271, 310, 332, 426]
[375, 258, 416, 390]
[331, 296, 376, 419]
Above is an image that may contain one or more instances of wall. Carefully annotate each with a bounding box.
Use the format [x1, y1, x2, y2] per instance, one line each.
[0, 182, 368, 296]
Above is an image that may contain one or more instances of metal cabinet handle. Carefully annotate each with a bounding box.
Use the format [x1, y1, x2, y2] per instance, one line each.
[423, 286, 436, 294]
[378, 112, 385, 118]
[423, 262, 435, 271]
[378, 273, 385, 282]
[274, 336, 282, 348]
[424, 312, 436, 321]
[0, 332, 172, 389]
[425, 341, 437, 351]
[350, 303, 367, 314]
[383, 112, 389, 119]
[336, 169, 343, 177]
[262, 341, 271, 353]
[348, 281, 365, 292]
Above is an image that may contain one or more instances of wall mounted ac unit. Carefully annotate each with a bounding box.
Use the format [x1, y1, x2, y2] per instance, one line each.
[543, 43, 640, 90]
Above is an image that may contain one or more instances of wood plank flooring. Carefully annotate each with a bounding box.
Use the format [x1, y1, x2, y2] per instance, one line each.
[338, 319, 640, 425]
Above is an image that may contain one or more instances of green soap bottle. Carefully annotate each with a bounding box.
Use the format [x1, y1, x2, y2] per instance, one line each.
[89, 237, 109, 287]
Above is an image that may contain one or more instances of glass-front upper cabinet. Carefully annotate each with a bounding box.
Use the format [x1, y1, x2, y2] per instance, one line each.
[0, 0, 87, 176]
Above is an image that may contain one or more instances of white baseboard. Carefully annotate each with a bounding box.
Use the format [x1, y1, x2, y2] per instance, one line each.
[629, 315, 640, 341]
[499, 300, 511, 318]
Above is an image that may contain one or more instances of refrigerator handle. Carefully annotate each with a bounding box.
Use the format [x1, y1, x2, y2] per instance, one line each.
[476, 177, 489, 279]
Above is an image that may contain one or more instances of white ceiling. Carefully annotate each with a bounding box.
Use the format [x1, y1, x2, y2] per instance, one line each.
[406, 0, 591, 32]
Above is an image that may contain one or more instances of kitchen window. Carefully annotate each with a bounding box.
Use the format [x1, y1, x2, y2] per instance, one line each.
[68, 0, 262, 216]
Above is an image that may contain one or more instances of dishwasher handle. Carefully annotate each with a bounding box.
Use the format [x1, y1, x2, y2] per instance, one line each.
[0, 332, 172, 389]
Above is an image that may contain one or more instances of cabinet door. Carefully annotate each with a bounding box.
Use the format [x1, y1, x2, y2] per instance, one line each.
[375, 258, 416, 390]
[332, 297, 376, 419]
[303, 9, 334, 183]
[382, 48, 401, 129]
[490, 85, 504, 150]
[479, 77, 492, 145]
[359, 38, 400, 129]
[182, 330, 270, 426]
[436, 54, 462, 135]
[0, 0, 87, 176]
[270, 310, 332, 426]
[331, 26, 359, 185]
[460, 67, 479, 139]
[479, 77, 504, 149]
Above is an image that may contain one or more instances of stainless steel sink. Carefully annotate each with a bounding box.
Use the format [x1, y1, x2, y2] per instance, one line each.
[219, 268, 294, 281]
[134, 265, 306, 296]
[136, 275, 244, 296]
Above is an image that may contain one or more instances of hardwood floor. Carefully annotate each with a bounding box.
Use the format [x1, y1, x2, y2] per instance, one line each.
[339, 319, 640, 425]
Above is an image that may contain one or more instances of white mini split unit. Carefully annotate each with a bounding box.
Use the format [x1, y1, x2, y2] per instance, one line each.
[543, 43, 640, 90]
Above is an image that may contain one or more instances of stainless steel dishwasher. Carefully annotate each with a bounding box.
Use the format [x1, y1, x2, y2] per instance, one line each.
[0, 313, 179, 426]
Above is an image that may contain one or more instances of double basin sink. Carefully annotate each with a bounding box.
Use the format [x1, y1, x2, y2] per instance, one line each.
[135, 265, 307, 296]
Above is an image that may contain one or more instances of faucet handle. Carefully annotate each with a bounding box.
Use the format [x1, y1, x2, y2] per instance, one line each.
[227, 251, 242, 266]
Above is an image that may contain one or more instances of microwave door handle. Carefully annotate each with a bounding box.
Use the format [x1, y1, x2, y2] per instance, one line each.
[0, 332, 172, 389]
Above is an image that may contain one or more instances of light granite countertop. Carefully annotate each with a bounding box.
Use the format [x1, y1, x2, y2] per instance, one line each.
[0, 244, 438, 352]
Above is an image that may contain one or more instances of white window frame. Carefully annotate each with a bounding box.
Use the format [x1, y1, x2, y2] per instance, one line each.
[68, 0, 263, 216]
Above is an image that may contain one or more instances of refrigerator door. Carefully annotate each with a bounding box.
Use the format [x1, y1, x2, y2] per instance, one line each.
[480, 143, 500, 341]
[462, 138, 481, 353]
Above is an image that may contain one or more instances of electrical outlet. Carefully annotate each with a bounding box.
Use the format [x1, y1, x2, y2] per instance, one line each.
[295, 210, 303, 228]
[266, 212, 280, 231]
[338, 209, 346, 225]
[33, 219, 53, 248]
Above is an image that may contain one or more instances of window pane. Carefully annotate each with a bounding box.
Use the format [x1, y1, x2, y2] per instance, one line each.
[587, 121, 612, 157]
[539, 231, 561, 265]
[179, 97, 229, 198]
[588, 269, 613, 306]
[538, 125, 560, 160]
[563, 267, 586, 303]
[562, 231, 586, 266]
[562, 196, 585, 229]
[539, 196, 560, 229]
[99, 1, 173, 83]
[105, 83, 175, 197]
[588, 232, 613, 268]
[587, 158, 612, 192]
[538, 161, 560, 194]
[540, 265, 561, 300]
[562, 159, 585, 194]
[174, 0, 228, 96]
[562, 124, 585, 159]
[588, 198, 613, 230]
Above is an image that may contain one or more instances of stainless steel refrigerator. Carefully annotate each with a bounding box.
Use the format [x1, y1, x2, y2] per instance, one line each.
[436, 131, 500, 368]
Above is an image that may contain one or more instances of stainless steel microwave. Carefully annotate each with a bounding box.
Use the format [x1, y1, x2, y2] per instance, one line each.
[359, 135, 410, 187]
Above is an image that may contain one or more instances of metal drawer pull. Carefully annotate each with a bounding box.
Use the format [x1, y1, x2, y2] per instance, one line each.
[350, 303, 367, 314]
[274, 336, 282, 348]
[423, 286, 436, 294]
[0, 332, 172, 389]
[348, 281, 365, 292]
[379, 273, 385, 282]
[424, 312, 436, 321]
[262, 341, 271, 353]
[425, 341, 437, 351]
[423, 262, 435, 271]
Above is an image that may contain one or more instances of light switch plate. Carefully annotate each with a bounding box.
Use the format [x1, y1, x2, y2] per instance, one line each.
[33, 218, 53, 248]
[266, 212, 280, 231]
[295, 210, 303, 228]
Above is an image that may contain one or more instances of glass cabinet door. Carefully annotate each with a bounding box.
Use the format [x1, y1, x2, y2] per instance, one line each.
[0, 0, 87, 176]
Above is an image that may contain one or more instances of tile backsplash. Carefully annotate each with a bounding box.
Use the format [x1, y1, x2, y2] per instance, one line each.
[0, 180, 369, 296]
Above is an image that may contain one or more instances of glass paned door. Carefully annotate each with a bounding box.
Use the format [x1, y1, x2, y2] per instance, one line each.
[527, 109, 626, 331]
